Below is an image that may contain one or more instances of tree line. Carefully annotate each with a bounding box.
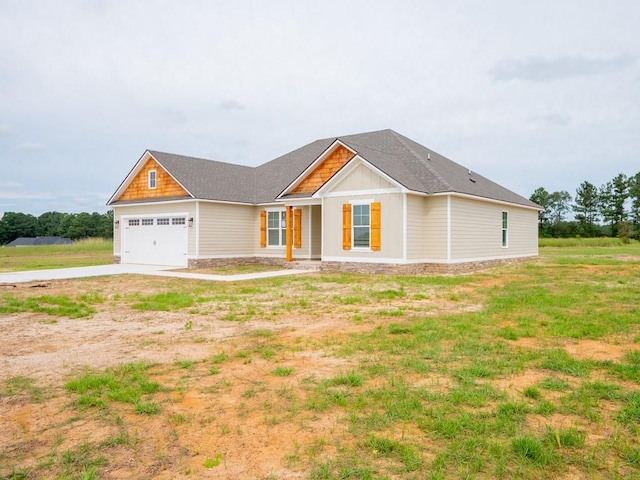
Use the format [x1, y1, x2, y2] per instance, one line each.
[0, 211, 114, 245]
[530, 172, 640, 239]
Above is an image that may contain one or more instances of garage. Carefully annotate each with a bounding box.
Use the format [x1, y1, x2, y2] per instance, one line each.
[121, 215, 188, 267]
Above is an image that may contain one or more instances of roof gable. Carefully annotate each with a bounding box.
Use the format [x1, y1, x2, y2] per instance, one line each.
[117, 156, 190, 202]
[287, 142, 355, 196]
[318, 156, 401, 195]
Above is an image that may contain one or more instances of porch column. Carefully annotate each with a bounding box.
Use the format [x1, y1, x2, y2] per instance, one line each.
[286, 205, 293, 262]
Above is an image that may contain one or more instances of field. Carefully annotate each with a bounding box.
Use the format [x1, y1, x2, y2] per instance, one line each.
[1, 242, 640, 479]
[0, 239, 113, 272]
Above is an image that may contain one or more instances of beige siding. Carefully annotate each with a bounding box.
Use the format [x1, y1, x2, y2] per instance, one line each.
[112, 202, 196, 256]
[329, 163, 394, 192]
[323, 192, 403, 260]
[450, 196, 538, 260]
[198, 202, 256, 256]
[406, 194, 448, 261]
[296, 206, 311, 258]
[311, 205, 322, 257]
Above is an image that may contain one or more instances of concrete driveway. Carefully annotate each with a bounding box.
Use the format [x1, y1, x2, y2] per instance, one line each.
[0, 264, 311, 284]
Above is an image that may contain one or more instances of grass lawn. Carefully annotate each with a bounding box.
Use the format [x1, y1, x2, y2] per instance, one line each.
[1, 241, 640, 479]
[0, 238, 113, 272]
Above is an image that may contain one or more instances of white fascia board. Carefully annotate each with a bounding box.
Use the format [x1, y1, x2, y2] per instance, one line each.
[120, 211, 189, 219]
[107, 150, 195, 205]
[276, 139, 356, 198]
[274, 197, 323, 206]
[431, 191, 542, 211]
[314, 155, 406, 197]
[113, 198, 252, 208]
[107, 150, 150, 205]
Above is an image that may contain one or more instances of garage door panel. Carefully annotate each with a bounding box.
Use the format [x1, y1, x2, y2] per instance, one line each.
[122, 216, 188, 267]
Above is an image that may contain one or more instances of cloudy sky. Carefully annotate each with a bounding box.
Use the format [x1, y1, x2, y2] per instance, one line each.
[1, 0, 638, 215]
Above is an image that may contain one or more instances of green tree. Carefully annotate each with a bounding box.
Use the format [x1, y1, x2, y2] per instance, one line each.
[96, 210, 114, 238]
[547, 191, 572, 237]
[66, 212, 93, 239]
[529, 187, 552, 237]
[599, 173, 629, 237]
[629, 172, 640, 239]
[37, 211, 67, 237]
[572, 181, 600, 237]
[0, 212, 38, 244]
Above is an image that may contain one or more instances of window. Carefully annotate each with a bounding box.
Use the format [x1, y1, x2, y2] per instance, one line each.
[172, 217, 186, 225]
[343, 202, 380, 251]
[352, 204, 370, 248]
[141, 218, 154, 226]
[267, 210, 286, 247]
[502, 211, 508, 247]
[128, 219, 140, 226]
[148, 170, 156, 189]
[157, 218, 170, 225]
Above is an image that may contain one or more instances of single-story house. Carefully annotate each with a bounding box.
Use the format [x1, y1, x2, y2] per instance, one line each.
[7, 236, 73, 247]
[107, 129, 541, 273]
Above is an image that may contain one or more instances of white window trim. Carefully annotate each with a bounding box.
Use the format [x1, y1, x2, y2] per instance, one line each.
[350, 199, 372, 251]
[266, 208, 286, 248]
[148, 170, 157, 189]
[502, 210, 509, 248]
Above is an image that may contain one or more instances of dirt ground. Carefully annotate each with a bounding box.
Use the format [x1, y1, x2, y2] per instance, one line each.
[1, 275, 415, 479]
[1, 271, 638, 479]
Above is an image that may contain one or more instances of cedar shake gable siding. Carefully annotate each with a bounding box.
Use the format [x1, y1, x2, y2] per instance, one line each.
[291, 145, 355, 194]
[118, 158, 189, 201]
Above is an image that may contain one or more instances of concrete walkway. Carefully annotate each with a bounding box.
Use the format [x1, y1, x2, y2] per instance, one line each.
[0, 264, 312, 284]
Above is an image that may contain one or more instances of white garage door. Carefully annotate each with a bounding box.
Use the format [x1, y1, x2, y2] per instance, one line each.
[122, 216, 188, 267]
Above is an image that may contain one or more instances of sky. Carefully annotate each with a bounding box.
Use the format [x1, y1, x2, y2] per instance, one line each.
[1, 0, 639, 216]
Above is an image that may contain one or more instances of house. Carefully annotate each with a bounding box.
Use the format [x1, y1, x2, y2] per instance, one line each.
[6, 236, 73, 247]
[107, 129, 540, 273]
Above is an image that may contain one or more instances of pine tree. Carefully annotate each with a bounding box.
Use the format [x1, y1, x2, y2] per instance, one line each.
[573, 181, 599, 237]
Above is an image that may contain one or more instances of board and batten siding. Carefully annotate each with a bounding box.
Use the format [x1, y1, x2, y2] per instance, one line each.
[406, 194, 448, 261]
[323, 192, 404, 260]
[198, 202, 256, 257]
[112, 202, 197, 256]
[450, 196, 538, 261]
[329, 162, 394, 192]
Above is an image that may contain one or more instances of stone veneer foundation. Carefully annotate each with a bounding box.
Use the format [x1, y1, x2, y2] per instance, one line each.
[115, 256, 532, 274]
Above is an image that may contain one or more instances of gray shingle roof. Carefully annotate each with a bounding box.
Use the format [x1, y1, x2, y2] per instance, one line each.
[110, 130, 538, 209]
[149, 151, 255, 204]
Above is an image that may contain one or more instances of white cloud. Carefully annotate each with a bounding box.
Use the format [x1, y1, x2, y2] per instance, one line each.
[0, 1, 638, 214]
[488, 54, 636, 83]
[14, 142, 47, 151]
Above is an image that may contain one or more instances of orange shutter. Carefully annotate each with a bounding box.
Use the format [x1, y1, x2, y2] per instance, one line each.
[342, 203, 352, 250]
[371, 202, 381, 251]
[294, 208, 302, 249]
[260, 210, 267, 248]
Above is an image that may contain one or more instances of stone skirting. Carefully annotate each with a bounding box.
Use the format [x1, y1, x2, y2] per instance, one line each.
[116, 255, 531, 274]
[187, 257, 285, 269]
[320, 257, 531, 275]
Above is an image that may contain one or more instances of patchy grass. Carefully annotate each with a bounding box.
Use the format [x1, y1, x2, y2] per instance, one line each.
[2, 243, 640, 479]
[0, 294, 95, 318]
